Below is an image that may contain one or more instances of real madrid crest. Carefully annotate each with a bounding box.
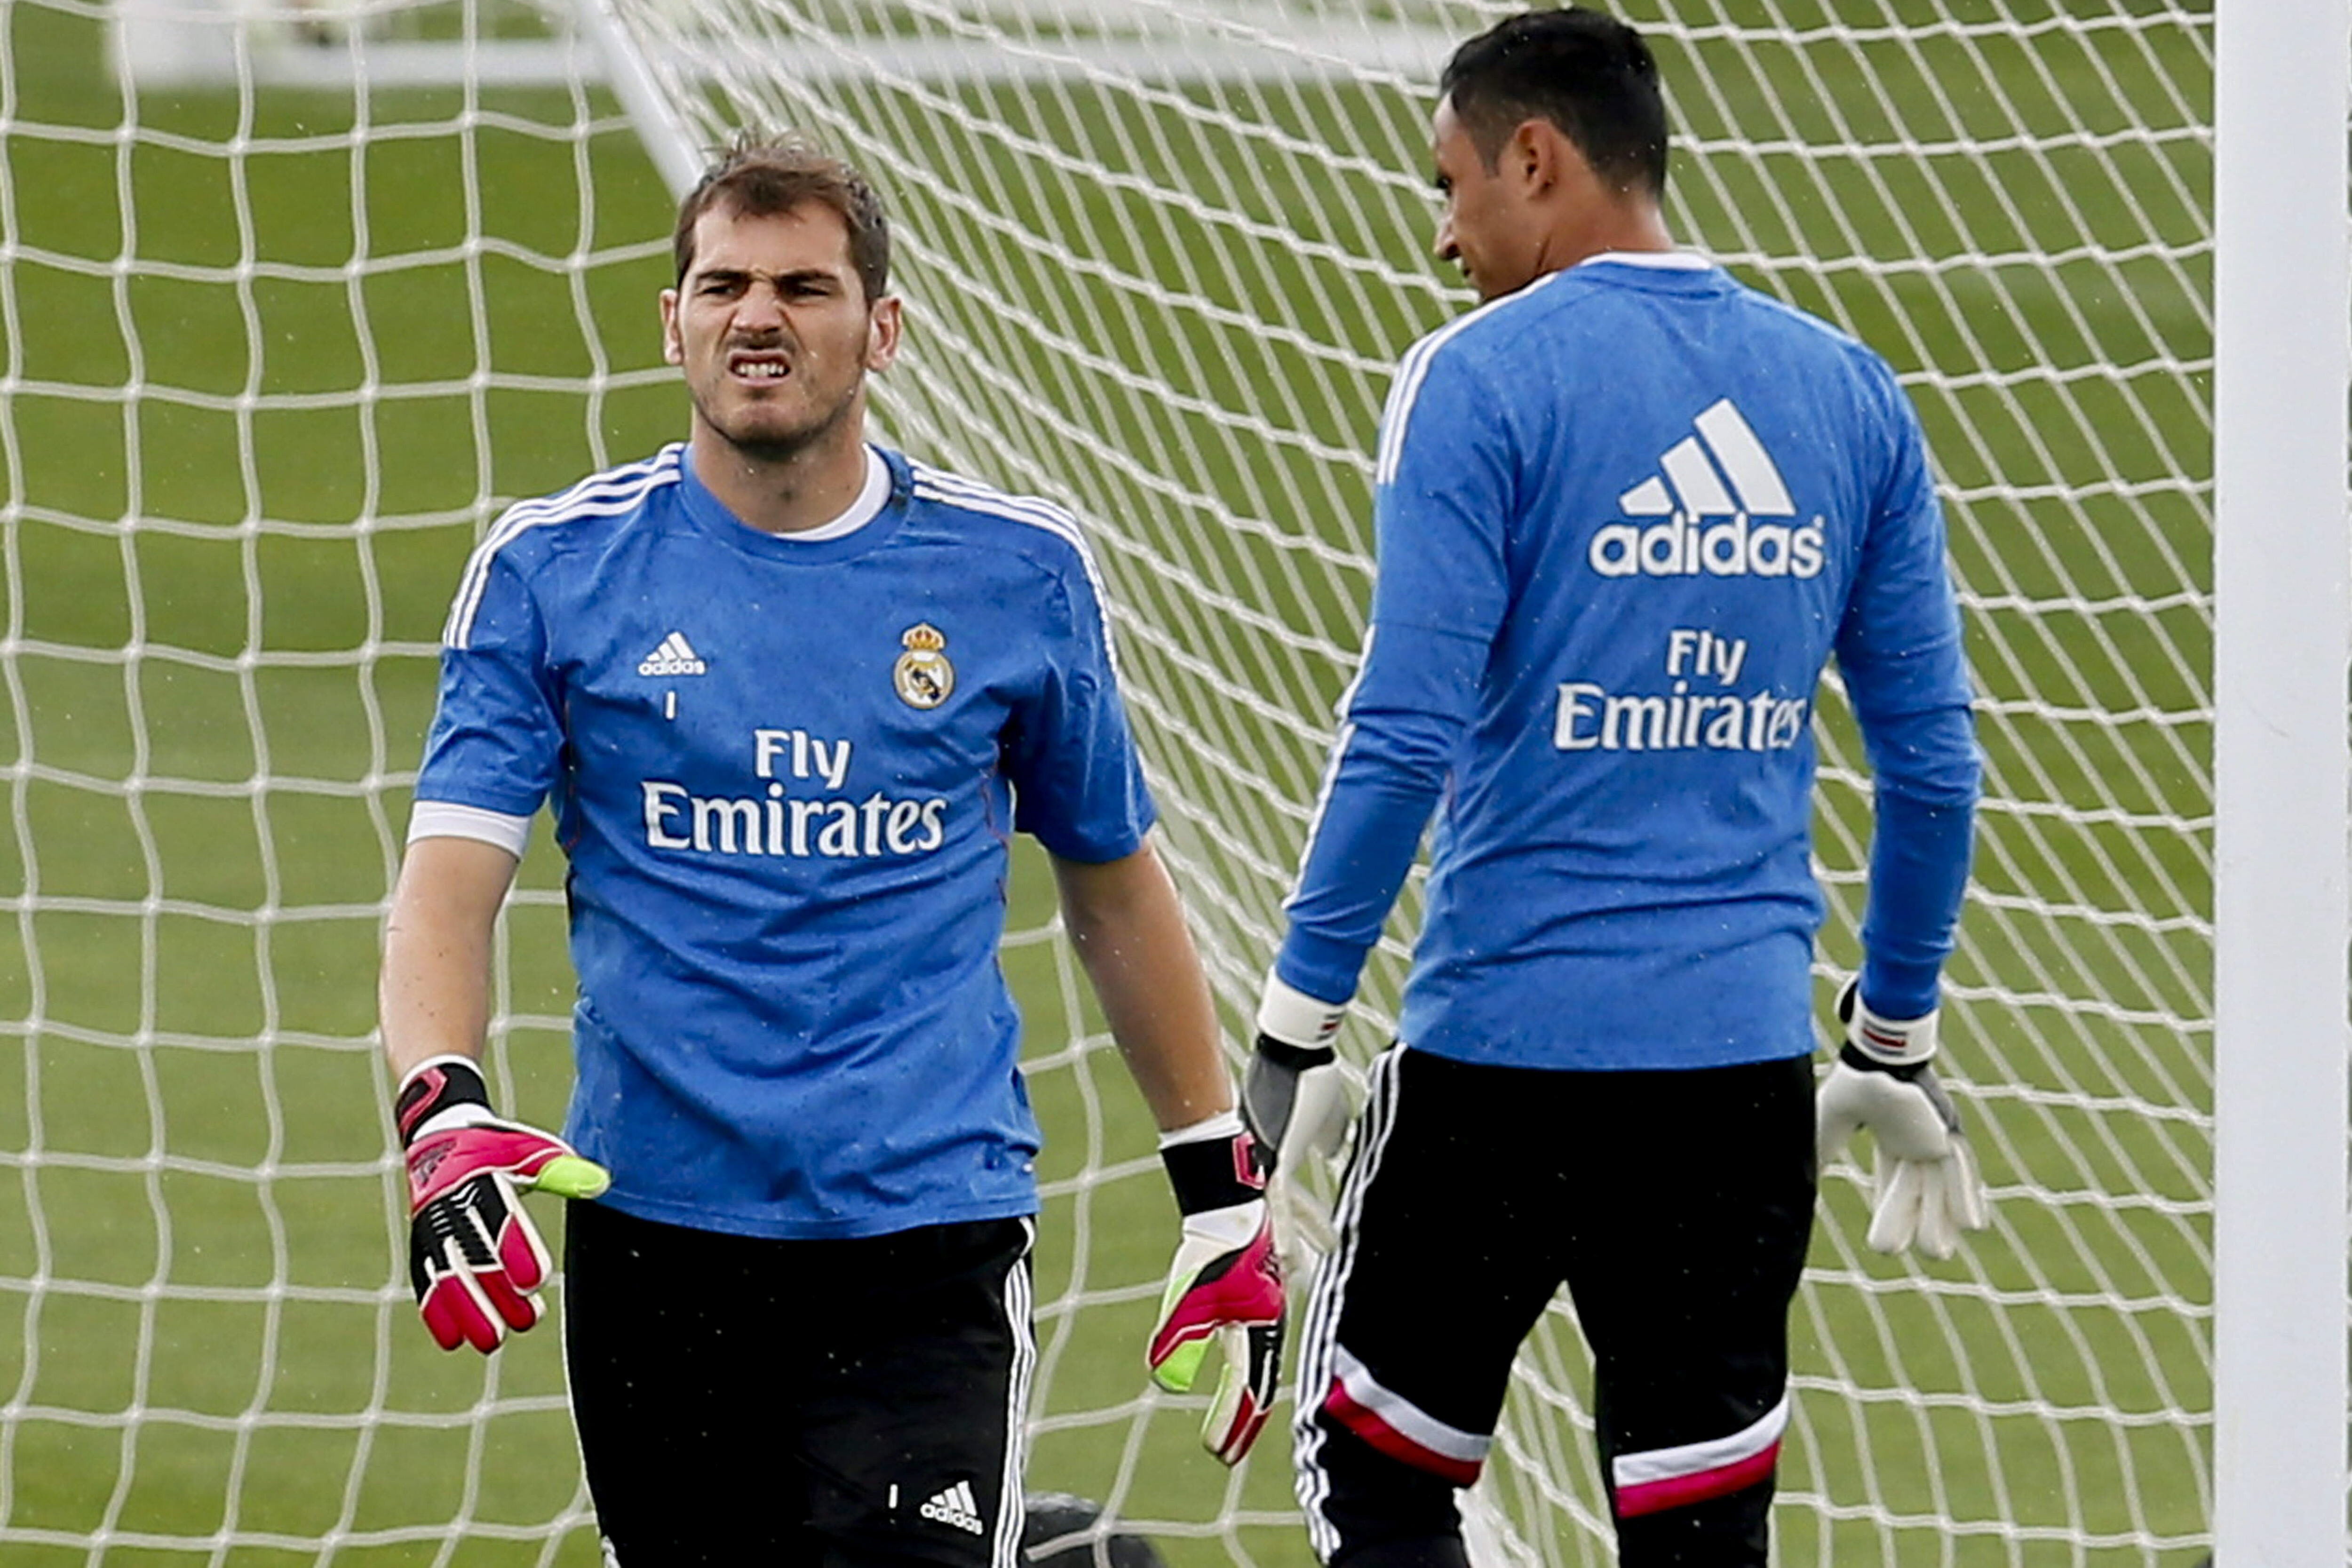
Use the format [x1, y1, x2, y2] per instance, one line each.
[893, 622, 954, 710]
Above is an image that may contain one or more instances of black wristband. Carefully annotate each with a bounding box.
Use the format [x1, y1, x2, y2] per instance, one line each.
[1254, 1036, 1336, 1075]
[394, 1058, 492, 1148]
[1838, 1041, 1927, 1083]
[1160, 1130, 1266, 1215]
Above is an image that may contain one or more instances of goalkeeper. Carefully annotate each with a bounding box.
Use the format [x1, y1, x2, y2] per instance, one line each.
[377, 133, 1281, 1566]
[1247, 10, 1982, 1568]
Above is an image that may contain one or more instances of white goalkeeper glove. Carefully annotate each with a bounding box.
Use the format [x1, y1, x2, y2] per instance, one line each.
[1147, 1116, 1285, 1465]
[1815, 980, 1989, 1260]
[1243, 974, 1359, 1280]
[395, 1056, 609, 1353]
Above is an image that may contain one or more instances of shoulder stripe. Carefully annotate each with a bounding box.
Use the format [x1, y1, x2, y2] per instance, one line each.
[908, 468, 1098, 589]
[909, 464, 1089, 548]
[1374, 320, 1478, 486]
[1374, 271, 1563, 486]
[1284, 627, 1377, 906]
[444, 447, 682, 649]
[909, 468, 1123, 671]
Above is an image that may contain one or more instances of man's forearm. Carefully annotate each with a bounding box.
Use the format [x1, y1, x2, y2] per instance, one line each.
[379, 835, 521, 1079]
[1277, 634, 1468, 1007]
[1857, 695, 1979, 1018]
[1051, 839, 1232, 1131]
[1859, 787, 1975, 1018]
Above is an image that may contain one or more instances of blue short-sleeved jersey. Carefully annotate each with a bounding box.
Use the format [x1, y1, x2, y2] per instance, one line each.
[415, 443, 1156, 1238]
[1277, 255, 1980, 1071]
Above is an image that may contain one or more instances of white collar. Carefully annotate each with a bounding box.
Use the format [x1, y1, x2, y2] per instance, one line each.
[776, 446, 890, 542]
[1578, 250, 1713, 271]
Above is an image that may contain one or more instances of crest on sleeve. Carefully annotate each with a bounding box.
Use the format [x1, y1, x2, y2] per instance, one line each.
[893, 623, 955, 710]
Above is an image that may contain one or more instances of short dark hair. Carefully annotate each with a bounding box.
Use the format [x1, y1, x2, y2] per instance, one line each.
[672, 130, 891, 302]
[1438, 8, 1669, 198]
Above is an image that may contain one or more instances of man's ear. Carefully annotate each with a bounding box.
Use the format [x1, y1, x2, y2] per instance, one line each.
[865, 295, 903, 373]
[1510, 118, 1571, 197]
[659, 288, 683, 367]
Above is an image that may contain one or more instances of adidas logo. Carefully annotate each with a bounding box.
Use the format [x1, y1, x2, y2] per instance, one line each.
[1589, 398, 1825, 580]
[636, 632, 707, 677]
[918, 1480, 985, 1536]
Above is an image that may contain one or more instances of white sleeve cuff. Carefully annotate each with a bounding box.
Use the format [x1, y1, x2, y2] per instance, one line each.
[407, 801, 533, 857]
[1846, 991, 1940, 1066]
[1255, 972, 1348, 1050]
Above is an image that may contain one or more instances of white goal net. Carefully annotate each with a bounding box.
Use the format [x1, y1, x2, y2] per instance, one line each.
[3, 0, 2212, 1562]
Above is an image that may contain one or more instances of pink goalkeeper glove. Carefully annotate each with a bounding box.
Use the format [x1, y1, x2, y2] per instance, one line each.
[395, 1056, 608, 1353]
[1147, 1118, 1286, 1464]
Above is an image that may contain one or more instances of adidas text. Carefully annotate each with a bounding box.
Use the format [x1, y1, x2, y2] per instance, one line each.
[637, 631, 707, 676]
[1596, 399, 1823, 579]
[1588, 515, 1825, 580]
[919, 1482, 985, 1536]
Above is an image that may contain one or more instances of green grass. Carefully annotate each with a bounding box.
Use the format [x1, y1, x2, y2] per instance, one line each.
[0, 0, 2215, 1563]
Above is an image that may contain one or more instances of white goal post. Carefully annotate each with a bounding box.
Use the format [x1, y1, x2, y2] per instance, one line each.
[2, 0, 2332, 1562]
[2209, 0, 2348, 1562]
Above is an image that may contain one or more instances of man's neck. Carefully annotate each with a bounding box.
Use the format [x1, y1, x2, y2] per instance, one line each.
[687, 418, 872, 535]
[1539, 202, 1677, 278]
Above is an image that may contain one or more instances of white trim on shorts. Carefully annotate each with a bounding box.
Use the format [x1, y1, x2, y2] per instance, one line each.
[1293, 1045, 1409, 1562]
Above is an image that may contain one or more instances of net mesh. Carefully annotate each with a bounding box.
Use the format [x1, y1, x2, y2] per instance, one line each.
[0, 0, 2212, 1562]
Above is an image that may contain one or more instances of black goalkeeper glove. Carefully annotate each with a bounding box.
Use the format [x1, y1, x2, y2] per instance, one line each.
[1241, 975, 1352, 1174]
[1243, 974, 1358, 1277]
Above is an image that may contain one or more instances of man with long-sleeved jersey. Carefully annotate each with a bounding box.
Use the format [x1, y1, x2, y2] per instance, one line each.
[1236, 12, 1984, 1568]
[376, 134, 1284, 1565]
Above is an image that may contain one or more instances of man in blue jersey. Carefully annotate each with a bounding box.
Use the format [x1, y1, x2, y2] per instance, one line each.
[1239, 11, 1984, 1567]
[377, 133, 1284, 1565]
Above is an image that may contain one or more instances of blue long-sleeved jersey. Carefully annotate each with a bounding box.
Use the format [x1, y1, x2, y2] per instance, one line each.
[1277, 255, 1979, 1070]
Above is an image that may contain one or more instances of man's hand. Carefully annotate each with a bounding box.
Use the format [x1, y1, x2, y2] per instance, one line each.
[1244, 973, 1358, 1274]
[1148, 1119, 1285, 1465]
[396, 1055, 609, 1353]
[1816, 981, 1988, 1260]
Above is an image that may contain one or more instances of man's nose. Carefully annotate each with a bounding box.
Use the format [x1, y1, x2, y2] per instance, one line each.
[734, 282, 788, 330]
[1433, 215, 1458, 263]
